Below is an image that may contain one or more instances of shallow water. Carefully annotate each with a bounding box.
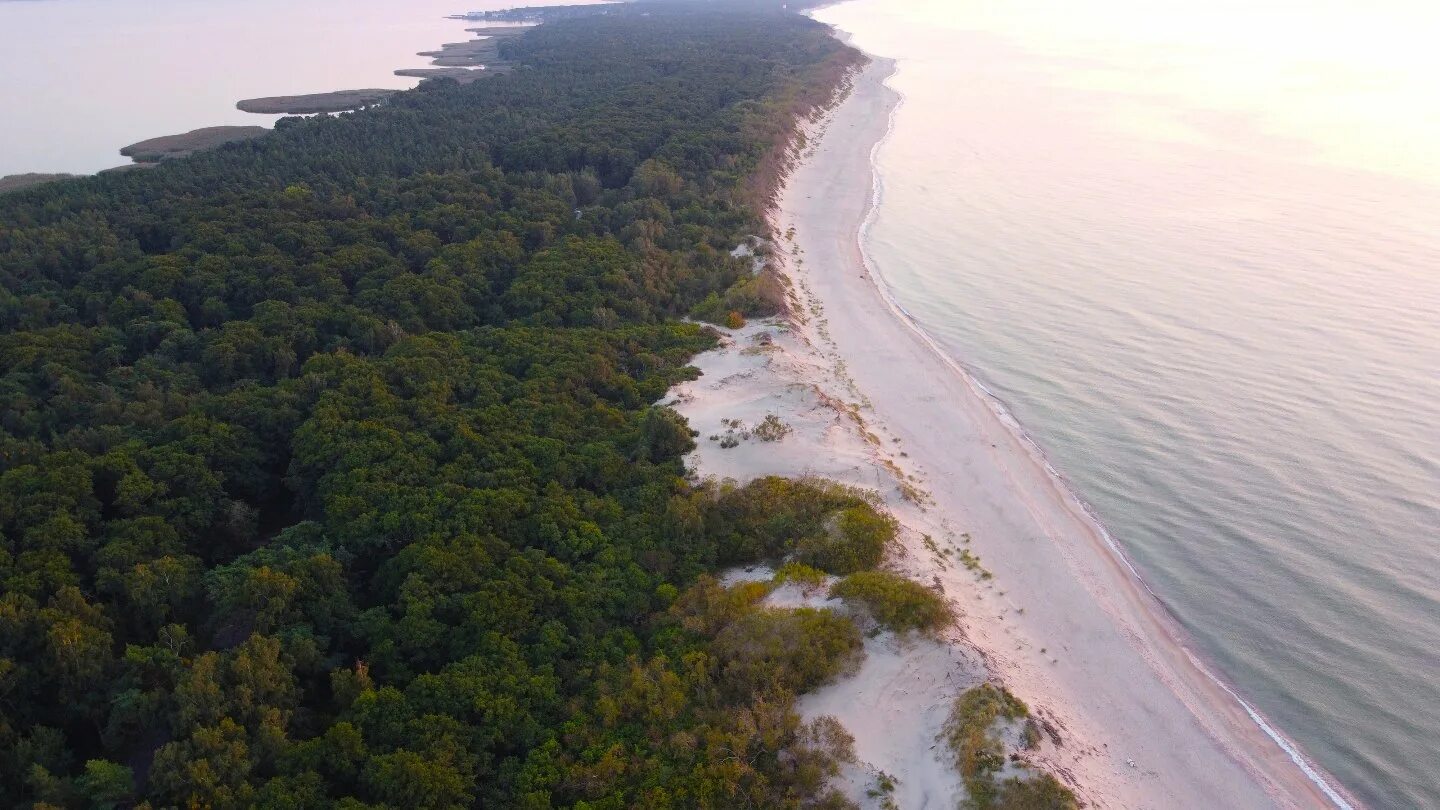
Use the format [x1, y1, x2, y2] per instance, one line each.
[816, 1, 1440, 807]
[0, 0, 528, 176]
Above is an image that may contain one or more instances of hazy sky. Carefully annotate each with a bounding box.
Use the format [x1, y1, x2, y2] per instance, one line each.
[865, 0, 1440, 186]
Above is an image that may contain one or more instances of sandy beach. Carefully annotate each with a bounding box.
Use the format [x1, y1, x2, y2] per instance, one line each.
[668, 54, 1359, 809]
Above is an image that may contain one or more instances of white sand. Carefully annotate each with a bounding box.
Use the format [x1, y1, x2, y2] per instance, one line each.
[667, 56, 1358, 810]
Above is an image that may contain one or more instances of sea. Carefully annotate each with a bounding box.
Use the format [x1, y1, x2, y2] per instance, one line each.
[815, 0, 1440, 807]
[0, 0, 534, 177]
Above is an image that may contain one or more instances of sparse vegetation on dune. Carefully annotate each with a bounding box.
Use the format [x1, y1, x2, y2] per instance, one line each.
[754, 412, 793, 441]
[944, 684, 1078, 810]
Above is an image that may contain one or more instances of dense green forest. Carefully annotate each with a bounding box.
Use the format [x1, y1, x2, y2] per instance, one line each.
[0, 2, 899, 807]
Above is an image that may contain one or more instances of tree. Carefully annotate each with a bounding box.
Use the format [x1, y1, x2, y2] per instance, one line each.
[149, 718, 254, 809]
[76, 760, 134, 810]
[637, 406, 696, 463]
[0, 3, 873, 805]
[362, 749, 473, 809]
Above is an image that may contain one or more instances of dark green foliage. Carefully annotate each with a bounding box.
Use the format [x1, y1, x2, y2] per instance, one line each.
[689, 265, 789, 324]
[0, 3, 868, 806]
[703, 476, 893, 573]
[515, 574, 863, 808]
[75, 760, 134, 809]
[830, 570, 951, 633]
[637, 406, 698, 463]
[944, 684, 1077, 810]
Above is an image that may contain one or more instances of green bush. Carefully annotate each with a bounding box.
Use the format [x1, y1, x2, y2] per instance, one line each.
[713, 606, 863, 697]
[830, 571, 951, 633]
[637, 406, 696, 462]
[705, 476, 884, 567]
[773, 561, 829, 590]
[946, 684, 1030, 786]
[943, 684, 1077, 810]
[794, 505, 896, 574]
[690, 266, 788, 323]
[670, 575, 776, 637]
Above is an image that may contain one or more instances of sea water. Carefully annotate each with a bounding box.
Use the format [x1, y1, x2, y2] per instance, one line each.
[0, 0, 543, 176]
[816, 1, 1440, 807]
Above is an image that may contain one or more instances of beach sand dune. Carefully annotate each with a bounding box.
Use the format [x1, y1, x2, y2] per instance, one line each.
[667, 56, 1354, 810]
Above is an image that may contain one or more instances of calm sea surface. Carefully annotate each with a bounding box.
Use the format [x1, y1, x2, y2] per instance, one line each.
[817, 1, 1440, 807]
[0, 0, 537, 176]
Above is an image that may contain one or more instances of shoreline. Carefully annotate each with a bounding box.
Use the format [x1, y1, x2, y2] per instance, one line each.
[671, 51, 1359, 808]
[845, 59, 1357, 810]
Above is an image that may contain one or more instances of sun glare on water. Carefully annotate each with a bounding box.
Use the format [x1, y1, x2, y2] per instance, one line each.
[887, 0, 1440, 186]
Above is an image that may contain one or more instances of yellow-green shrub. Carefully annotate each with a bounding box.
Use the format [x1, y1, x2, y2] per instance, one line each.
[943, 684, 1077, 810]
[794, 506, 896, 574]
[704, 477, 888, 571]
[830, 570, 951, 633]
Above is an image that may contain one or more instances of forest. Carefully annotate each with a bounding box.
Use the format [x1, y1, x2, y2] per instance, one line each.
[0, 2, 901, 807]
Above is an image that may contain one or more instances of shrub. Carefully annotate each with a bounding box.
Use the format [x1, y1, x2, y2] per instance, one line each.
[772, 562, 829, 590]
[802, 715, 856, 765]
[1021, 719, 1041, 750]
[702, 476, 898, 574]
[726, 310, 746, 329]
[668, 576, 862, 701]
[785, 715, 859, 808]
[830, 571, 951, 633]
[670, 575, 774, 637]
[753, 413, 792, 441]
[690, 291, 727, 324]
[705, 476, 878, 565]
[637, 406, 696, 462]
[794, 505, 895, 574]
[946, 684, 1029, 784]
[943, 684, 1077, 810]
[712, 606, 862, 698]
[988, 773, 1076, 809]
[691, 268, 788, 323]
